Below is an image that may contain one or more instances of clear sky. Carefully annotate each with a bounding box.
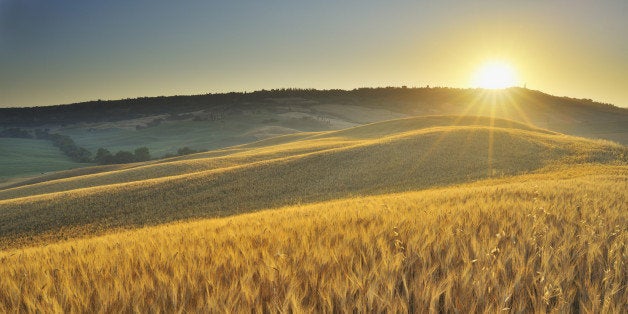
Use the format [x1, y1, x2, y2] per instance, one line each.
[1, 0, 627, 108]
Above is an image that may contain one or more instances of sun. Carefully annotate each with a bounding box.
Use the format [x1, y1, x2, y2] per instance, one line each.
[471, 61, 519, 89]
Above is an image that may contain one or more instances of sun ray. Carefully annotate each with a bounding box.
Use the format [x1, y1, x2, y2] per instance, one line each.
[411, 91, 484, 167]
[453, 89, 488, 124]
[410, 91, 492, 167]
[503, 90, 535, 127]
[472, 91, 491, 124]
[487, 93, 497, 176]
[454, 91, 492, 154]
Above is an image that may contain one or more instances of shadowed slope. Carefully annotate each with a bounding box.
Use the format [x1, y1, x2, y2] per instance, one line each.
[0, 116, 625, 249]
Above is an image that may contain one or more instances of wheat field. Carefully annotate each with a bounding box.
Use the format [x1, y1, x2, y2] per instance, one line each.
[0, 115, 553, 199]
[0, 165, 626, 312]
[1, 116, 625, 249]
[0, 116, 626, 312]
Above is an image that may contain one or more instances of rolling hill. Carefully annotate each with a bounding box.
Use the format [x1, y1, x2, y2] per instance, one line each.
[0, 165, 625, 312]
[0, 138, 85, 181]
[1, 87, 627, 182]
[0, 115, 626, 311]
[0, 115, 625, 249]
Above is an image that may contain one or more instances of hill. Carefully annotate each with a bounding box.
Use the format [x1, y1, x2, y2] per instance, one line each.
[0, 164, 625, 312]
[0, 116, 625, 249]
[1, 87, 627, 181]
[1, 88, 625, 132]
[0, 115, 553, 194]
[0, 138, 85, 181]
[0, 115, 626, 311]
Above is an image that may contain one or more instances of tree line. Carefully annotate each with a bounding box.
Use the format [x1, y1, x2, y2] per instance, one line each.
[34, 129, 92, 163]
[7, 86, 617, 128]
[1, 127, 91, 162]
[1, 128, 148, 164]
[2, 127, 202, 165]
[93, 147, 150, 165]
[162, 147, 200, 159]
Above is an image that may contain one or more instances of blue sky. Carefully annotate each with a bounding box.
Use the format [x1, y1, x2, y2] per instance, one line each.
[1, 0, 626, 107]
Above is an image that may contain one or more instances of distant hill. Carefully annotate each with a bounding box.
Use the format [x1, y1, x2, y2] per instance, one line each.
[1, 87, 626, 146]
[1, 87, 627, 182]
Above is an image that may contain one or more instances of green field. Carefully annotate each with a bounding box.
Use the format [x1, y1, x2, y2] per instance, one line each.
[0, 138, 86, 180]
[59, 113, 330, 157]
[1, 111, 333, 182]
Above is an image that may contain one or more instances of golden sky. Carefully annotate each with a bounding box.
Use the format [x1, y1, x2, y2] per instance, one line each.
[1, 1, 627, 107]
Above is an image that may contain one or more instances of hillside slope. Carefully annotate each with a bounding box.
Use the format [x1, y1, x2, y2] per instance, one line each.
[2, 88, 626, 181]
[1, 165, 625, 312]
[0, 115, 552, 195]
[0, 116, 625, 249]
[0, 138, 85, 180]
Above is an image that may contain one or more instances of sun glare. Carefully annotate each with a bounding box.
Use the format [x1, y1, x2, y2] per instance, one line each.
[472, 61, 518, 89]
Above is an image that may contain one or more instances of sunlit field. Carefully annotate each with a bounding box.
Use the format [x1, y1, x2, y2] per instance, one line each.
[0, 165, 625, 312]
[0, 115, 626, 312]
[2, 0, 627, 312]
[1, 116, 625, 248]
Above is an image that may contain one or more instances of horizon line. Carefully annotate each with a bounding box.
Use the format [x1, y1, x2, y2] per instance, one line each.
[1, 86, 624, 110]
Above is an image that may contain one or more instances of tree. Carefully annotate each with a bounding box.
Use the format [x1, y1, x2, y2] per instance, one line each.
[113, 151, 135, 164]
[177, 147, 198, 155]
[134, 147, 150, 162]
[72, 147, 93, 163]
[94, 148, 113, 164]
[43, 133, 92, 163]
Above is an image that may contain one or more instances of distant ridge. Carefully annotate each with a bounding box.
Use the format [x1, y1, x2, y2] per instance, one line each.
[2, 87, 626, 144]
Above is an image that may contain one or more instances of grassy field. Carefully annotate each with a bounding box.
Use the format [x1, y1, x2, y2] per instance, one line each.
[0, 115, 626, 311]
[0, 138, 86, 181]
[0, 165, 625, 312]
[0, 109, 334, 181]
[58, 110, 333, 157]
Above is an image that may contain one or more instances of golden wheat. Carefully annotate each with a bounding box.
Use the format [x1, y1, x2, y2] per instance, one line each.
[0, 165, 625, 312]
[0, 115, 572, 200]
[0, 115, 626, 311]
[1, 117, 625, 249]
